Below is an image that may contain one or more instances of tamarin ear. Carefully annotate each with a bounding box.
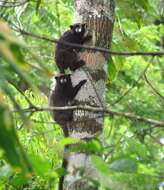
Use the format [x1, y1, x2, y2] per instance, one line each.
[70, 25, 73, 30]
[82, 23, 86, 28]
[55, 76, 59, 80]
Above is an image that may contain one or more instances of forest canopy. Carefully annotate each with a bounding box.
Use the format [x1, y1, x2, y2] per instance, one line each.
[0, 0, 164, 190]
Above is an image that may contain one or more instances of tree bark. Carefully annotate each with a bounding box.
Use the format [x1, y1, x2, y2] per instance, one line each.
[62, 0, 115, 190]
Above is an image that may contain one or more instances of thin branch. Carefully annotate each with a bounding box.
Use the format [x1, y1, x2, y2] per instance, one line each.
[13, 105, 164, 127]
[149, 134, 164, 146]
[7, 79, 35, 108]
[111, 62, 151, 106]
[11, 24, 164, 57]
[140, 125, 164, 133]
[29, 129, 56, 138]
[31, 114, 104, 124]
[18, 112, 34, 130]
[31, 119, 56, 125]
[55, 0, 61, 36]
[144, 72, 164, 100]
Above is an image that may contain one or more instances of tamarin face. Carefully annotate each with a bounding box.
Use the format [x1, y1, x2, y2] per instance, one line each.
[55, 74, 72, 87]
[70, 23, 87, 37]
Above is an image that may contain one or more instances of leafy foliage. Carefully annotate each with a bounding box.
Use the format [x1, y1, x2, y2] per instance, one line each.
[0, 0, 163, 189]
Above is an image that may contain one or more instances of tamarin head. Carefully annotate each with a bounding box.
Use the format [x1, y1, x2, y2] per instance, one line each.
[55, 23, 91, 73]
[55, 74, 72, 87]
[70, 23, 88, 37]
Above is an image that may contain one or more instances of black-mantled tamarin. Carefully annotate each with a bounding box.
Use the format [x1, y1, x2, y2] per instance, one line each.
[55, 23, 92, 73]
[49, 74, 87, 136]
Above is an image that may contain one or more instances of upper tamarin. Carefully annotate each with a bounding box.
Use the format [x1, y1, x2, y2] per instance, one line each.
[55, 23, 92, 73]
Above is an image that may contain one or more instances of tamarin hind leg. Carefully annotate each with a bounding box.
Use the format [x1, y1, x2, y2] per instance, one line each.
[56, 58, 65, 74]
[70, 60, 85, 71]
[56, 50, 72, 73]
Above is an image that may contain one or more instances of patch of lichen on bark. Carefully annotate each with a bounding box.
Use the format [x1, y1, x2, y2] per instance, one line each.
[90, 70, 106, 81]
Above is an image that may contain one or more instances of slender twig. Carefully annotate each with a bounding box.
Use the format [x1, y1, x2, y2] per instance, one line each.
[12, 105, 164, 127]
[7, 80, 35, 108]
[144, 72, 164, 100]
[11, 24, 164, 57]
[149, 134, 164, 146]
[111, 62, 151, 106]
[31, 119, 56, 125]
[18, 112, 34, 130]
[55, 0, 61, 36]
[31, 114, 104, 125]
[139, 125, 164, 133]
[29, 129, 56, 138]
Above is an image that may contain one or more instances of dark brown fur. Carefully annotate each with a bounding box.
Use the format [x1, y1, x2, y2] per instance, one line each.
[55, 23, 92, 73]
[50, 74, 87, 136]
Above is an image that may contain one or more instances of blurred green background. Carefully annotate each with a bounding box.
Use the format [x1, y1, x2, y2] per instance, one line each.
[0, 0, 163, 189]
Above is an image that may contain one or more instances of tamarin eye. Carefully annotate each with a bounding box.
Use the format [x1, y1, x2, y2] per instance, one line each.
[75, 27, 82, 33]
[60, 78, 64, 83]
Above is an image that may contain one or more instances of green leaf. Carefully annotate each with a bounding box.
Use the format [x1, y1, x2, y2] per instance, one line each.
[55, 167, 67, 177]
[90, 155, 123, 189]
[30, 154, 50, 176]
[107, 56, 117, 81]
[0, 21, 36, 91]
[36, 0, 42, 14]
[127, 139, 148, 159]
[84, 139, 102, 153]
[90, 155, 110, 176]
[0, 105, 22, 168]
[59, 137, 80, 147]
[0, 104, 32, 174]
[110, 158, 138, 173]
[8, 173, 28, 188]
[137, 0, 149, 10]
[9, 44, 25, 64]
[0, 164, 12, 179]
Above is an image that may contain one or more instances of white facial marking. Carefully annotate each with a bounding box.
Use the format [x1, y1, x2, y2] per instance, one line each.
[75, 27, 82, 33]
[60, 78, 64, 83]
[75, 27, 79, 32]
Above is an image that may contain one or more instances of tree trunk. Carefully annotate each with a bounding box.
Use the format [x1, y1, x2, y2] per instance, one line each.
[62, 1, 115, 190]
